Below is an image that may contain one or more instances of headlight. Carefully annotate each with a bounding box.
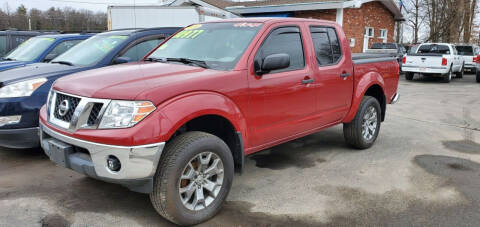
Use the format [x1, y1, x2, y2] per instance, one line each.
[98, 100, 156, 129]
[0, 78, 47, 98]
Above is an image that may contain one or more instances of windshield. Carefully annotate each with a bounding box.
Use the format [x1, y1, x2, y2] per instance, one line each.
[52, 34, 128, 66]
[147, 22, 263, 70]
[4, 37, 55, 61]
[455, 46, 474, 56]
[0, 36, 6, 57]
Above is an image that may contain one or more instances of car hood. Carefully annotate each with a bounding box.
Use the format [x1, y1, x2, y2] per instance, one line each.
[53, 62, 219, 101]
[0, 63, 84, 85]
[0, 60, 30, 72]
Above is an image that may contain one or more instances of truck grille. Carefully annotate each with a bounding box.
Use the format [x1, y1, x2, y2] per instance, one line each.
[53, 93, 81, 122]
[48, 90, 111, 131]
[87, 103, 104, 126]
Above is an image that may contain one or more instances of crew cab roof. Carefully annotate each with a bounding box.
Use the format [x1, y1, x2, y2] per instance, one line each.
[201, 17, 337, 25]
[100, 27, 182, 36]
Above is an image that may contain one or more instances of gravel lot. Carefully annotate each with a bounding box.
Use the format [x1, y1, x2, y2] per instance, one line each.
[1, 73, 479, 227]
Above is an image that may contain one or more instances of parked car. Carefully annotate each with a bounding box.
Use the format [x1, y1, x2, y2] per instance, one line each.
[0, 27, 180, 149]
[0, 30, 57, 57]
[39, 18, 400, 225]
[474, 54, 480, 82]
[0, 33, 92, 71]
[402, 43, 465, 82]
[365, 42, 406, 70]
[455, 44, 480, 73]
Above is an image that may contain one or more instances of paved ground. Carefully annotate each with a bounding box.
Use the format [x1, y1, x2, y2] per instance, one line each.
[1, 73, 480, 227]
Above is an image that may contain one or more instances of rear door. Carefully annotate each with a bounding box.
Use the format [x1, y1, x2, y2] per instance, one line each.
[308, 26, 353, 125]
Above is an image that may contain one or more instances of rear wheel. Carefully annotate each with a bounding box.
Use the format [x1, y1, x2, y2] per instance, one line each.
[343, 96, 381, 149]
[442, 67, 452, 83]
[455, 64, 464, 78]
[405, 72, 414, 80]
[150, 131, 234, 226]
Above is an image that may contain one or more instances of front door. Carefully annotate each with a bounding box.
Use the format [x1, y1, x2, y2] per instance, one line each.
[247, 25, 316, 148]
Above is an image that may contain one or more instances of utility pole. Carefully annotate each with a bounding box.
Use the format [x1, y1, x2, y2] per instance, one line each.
[28, 17, 31, 30]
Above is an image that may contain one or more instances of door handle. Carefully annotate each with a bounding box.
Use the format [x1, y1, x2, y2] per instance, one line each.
[340, 72, 351, 78]
[302, 78, 314, 84]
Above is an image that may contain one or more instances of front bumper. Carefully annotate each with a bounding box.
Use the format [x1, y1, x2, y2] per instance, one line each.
[391, 93, 400, 104]
[0, 127, 39, 149]
[40, 122, 165, 193]
[402, 65, 449, 74]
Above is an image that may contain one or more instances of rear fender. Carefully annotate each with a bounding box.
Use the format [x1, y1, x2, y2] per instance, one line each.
[157, 91, 247, 142]
[342, 72, 386, 123]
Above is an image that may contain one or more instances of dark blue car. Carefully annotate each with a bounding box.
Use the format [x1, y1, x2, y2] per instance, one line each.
[0, 33, 92, 71]
[0, 27, 180, 148]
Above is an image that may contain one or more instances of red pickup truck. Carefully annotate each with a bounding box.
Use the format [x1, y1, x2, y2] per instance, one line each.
[39, 18, 399, 225]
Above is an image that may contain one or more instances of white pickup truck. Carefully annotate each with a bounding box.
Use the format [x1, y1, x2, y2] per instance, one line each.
[402, 43, 465, 82]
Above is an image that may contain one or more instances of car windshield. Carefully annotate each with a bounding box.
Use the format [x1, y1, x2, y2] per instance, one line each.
[52, 34, 128, 66]
[455, 46, 474, 56]
[0, 36, 6, 57]
[371, 43, 397, 49]
[3, 37, 55, 61]
[417, 44, 450, 54]
[147, 22, 263, 71]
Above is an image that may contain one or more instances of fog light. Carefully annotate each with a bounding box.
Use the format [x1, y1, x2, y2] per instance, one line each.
[107, 155, 121, 172]
[0, 115, 21, 127]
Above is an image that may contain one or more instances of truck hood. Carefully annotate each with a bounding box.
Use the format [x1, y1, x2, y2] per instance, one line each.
[0, 60, 30, 72]
[53, 62, 213, 101]
[0, 63, 84, 85]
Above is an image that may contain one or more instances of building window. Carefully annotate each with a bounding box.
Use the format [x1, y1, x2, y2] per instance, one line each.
[365, 27, 374, 37]
[379, 29, 388, 39]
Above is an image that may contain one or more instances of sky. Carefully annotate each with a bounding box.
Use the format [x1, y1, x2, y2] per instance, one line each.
[2, 0, 165, 13]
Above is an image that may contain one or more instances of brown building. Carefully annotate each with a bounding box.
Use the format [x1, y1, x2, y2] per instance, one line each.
[170, 0, 404, 53]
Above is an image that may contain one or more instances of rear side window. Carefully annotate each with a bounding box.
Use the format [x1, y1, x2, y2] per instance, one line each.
[417, 44, 450, 54]
[255, 26, 305, 73]
[310, 27, 342, 66]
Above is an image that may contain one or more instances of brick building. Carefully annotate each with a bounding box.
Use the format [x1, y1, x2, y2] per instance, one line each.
[170, 0, 404, 53]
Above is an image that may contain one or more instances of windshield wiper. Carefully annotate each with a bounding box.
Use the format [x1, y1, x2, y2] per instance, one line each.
[51, 61, 74, 66]
[145, 57, 209, 69]
[2, 57, 14, 61]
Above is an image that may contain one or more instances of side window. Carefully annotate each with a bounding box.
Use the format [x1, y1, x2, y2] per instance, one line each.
[48, 40, 83, 57]
[310, 27, 342, 66]
[255, 26, 305, 73]
[121, 38, 164, 61]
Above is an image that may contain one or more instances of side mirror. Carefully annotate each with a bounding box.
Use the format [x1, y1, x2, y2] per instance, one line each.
[43, 53, 57, 62]
[255, 53, 290, 75]
[113, 56, 131, 65]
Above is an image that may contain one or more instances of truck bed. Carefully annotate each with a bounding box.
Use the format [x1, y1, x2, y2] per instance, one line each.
[352, 53, 397, 64]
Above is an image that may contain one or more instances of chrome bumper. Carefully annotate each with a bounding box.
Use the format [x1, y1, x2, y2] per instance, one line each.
[40, 122, 164, 183]
[391, 93, 400, 104]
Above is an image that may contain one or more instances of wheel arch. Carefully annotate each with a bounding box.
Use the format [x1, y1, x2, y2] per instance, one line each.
[158, 92, 247, 173]
[343, 72, 387, 123]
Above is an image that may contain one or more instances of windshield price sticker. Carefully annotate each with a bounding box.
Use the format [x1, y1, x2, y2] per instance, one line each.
[234, 23, 262, 28]
[173, 30, 205, 39]
[184, 24, 202, 30]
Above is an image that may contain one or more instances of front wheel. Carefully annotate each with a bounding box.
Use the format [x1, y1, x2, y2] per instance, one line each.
[150, 131, 234, 226]
[343, 96, 381, 149]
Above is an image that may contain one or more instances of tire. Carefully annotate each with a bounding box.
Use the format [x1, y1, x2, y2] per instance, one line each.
[150, 131, 234, 226]
[442, 67, 452, 83]
[405, 72, 414, 80]
[343, 96, 382, 149]
[476, 71, 480, 83]
[455, 64, 464, 78]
